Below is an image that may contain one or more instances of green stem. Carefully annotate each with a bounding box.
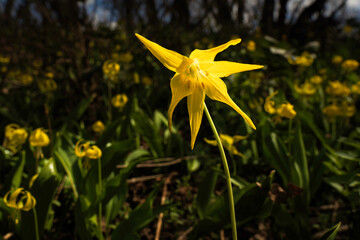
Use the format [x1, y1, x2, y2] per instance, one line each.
[107, 81, 112, 122]
[33, 207, 40, 240]
[203, 103, 238, 240]
[98, 157, 104, 240]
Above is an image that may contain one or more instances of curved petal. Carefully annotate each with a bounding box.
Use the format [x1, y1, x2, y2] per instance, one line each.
[206, 61, 263, 77]
[168, 73, 195, 130]
[189, 38, 241, 62]
[204, 74, 256, 130]
[22, 192, 36, 211]
[204, 138, 217, 146]
[135, 33, 184, 72]
[187, 87, 205, 149]
[7, 188, 24, 209]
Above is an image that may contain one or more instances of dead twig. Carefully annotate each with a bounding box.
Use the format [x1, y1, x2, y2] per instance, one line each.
[117, 156, 196, 169]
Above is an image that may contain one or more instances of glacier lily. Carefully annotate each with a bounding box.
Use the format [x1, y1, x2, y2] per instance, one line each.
[135, 33, 263, 149]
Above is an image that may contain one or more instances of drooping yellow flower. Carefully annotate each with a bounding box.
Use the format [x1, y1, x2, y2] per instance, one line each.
[323, 103, 340, 121]
[246, 40, 256, 51]
[0, 56, 10, 64]
[309, 75, 323, 85]
[4, 188, 36, 224]
[204, 134, 248, 157]
[135, 33, 263, 149]
[38, 78, 57, 92]
[351, 82, 360, 94]
[92, 121, 105, 133]
[341, 101, 356, 118]
[4, 124, 28, 153]
[29, 128, 50, 147]
[341, 59, 359, 71]
[264, 91, 278, 114]
[111, 94, 128, 109]
[20, 74, 34, 86]
[74, 140, 102, 168]
[276, 103, 296, 119]
[295, 82, 317, 96]
[332, 55, 343, 65]
[103, 60, 120, 80]
[142, 76, 153, 86]
[326, 81, 350, 97]
[118, 52, 133, 63]
[288, 51, 314, 67]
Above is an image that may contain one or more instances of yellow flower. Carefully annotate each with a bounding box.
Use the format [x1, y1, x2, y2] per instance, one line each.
[276, 103, 296, 119]
[341, 101, 356, 118]
[0, 56, 10, 64]
[75, 140, 90, 158]
[204, 134, 248, 157]
[343, 25, 353, 33]
[75, 140, 102, 159]
[295, 82, 317, 96]
[29, 128, 50, 147]
[4, 124, 28, 153]
[288, 52, 314, 67]
[323, 103, 340, 121]
[4, 188, 36, 211]
[4, 188, 36, 224]
[332, 55, 343, 65]
[85, 146, 102, 159]
[103, 60, 120, 79]
[45, 72, 54, 79]
[135, 33, 263, 149]
[309, 75, 323, 85]
[38, 78, 57, 92]
[264, 91, 278, 114]
[118, 52, 133, 63]
[142, 76, 153, 86]
[111, 94, 128, 109]
[29, 174, 38, 188]
[341, 59, 359, 71]
[326, 81, 350, 97]
[20, 74, 33, 85]
[92, 121, 105, 133]
[351, 82, 360, 94]
[246, 40, 256, 51]
[32, 59, 43, 68]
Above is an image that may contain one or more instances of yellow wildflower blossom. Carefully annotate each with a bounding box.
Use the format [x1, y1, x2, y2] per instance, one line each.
[29, 128, 50, 147]
[20, 74, 33, 85]
[341, 101, 356, 118]
[4, 124, 28, 153]
[264, 91, 278, 114]
[38, 78, 57, 92]
[103, 60, 120, 81]
[276, 103, 296, 119]
[0, 56, 10, 64]
[351, 82, 360, 94]
[133, 72, 140, 84]
[332, 55, 343, 65]
[322, 104, 340, 121]
[288, 51, 314, 67]
[92, 121, 105, 133]
[75, 140, 102, 168]
[142, 76, 153, 86]
[246, 40, 256, 51]
[118, 52, 133, 63]
[204, 134, 248, 157]
[85, 146, 102, 159]
[4, 188, 36, 224]
[326, 81, 350, 97]
[295, 82, 317, 96]
[135, 33, 263, 149]
[309, 75, 323, 85]
[111, 94, 128, 109]
[341, 59, 359, 71]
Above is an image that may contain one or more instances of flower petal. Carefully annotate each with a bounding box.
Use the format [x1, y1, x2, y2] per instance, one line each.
[22, 192, 36, 211]
[204, 74, 256, 130]
[168, 74, 195, 130]
[187, 87, 205, 149]
[206, 61, 263, 77]
[189, 39, 241, 62]
[135, 33, 184, 72]
[204, 138, 218, 146]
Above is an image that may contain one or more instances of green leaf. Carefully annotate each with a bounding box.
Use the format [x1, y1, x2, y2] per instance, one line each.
[319, 222, 341, 240]
[196, 169, 218, 219]
[10, 150, 26, 188]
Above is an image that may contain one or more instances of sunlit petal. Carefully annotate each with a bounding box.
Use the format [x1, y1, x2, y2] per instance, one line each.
[204, 74, 256, 129]
[206, 61, 263, 77]
[187, 87, 205, 149]
[189, 39, 241, 62]
[168, 73, 195, 130]
[204, 138, 217, 146]
[135, 33, 184, 72]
